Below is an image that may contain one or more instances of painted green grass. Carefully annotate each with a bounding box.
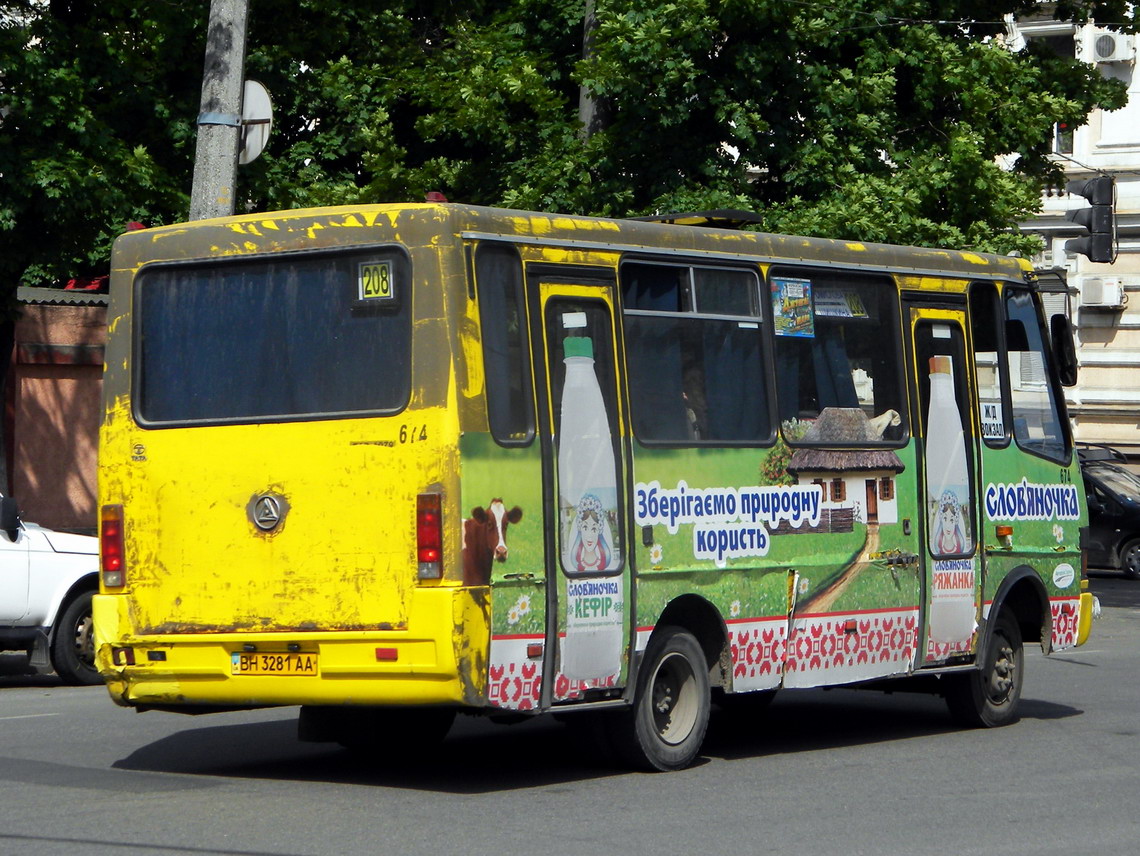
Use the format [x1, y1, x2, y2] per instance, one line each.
[465, 433, 921, 632]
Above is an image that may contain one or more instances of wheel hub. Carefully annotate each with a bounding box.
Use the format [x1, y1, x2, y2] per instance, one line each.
[75, 614, 95, 666]
[987, 642, 1015, 704]
[651, 653, 698, 745]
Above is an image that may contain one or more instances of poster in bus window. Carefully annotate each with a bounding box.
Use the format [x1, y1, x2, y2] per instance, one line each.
[556, 329, 623, 681]
[814, 287, 870, 318]
[771, 277, 814, 338]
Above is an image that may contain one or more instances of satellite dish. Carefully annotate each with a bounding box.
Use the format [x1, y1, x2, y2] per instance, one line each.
[239, 80, 273, 165]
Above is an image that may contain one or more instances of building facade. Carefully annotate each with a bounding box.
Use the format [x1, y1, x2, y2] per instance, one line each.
[1010, 12, 1140, 454]
[5, 288, 107, 533]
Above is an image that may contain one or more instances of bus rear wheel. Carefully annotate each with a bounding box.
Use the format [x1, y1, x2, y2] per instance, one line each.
[616, 626, 710, 771]
[945, 607, 1024, 728]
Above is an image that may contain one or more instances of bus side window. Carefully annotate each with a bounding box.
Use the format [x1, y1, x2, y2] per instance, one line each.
[474, 243, 534, 444]
[969, 283, 1009, 447]
[621, 261, 770, 445]
[1005, 289, 1068, 463]
[771, 271, 906, 445]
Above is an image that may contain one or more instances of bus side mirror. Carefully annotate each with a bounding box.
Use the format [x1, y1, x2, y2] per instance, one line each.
[0, 496, 20, 540]
[1051, 314, 1078, 387]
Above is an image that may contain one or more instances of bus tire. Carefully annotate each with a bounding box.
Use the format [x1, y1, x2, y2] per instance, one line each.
[617, 626, 710, 771]
[945, 607, 1023, 728]
[50, 589, 102, 686]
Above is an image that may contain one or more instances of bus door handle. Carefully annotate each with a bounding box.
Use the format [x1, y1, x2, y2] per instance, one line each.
[873, 552, 919, 583]
[875, 552, 919, 567]
[890, 553, 919, 566]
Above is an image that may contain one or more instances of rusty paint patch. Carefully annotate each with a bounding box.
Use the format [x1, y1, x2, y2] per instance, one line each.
[454, 588, 492, 706]
[898, 275, 970, 293]
[335, 213, 364, 228]
[140, 620, 409, 634]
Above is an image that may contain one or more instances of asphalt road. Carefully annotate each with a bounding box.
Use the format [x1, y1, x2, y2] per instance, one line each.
[2, 570, 1138, 856]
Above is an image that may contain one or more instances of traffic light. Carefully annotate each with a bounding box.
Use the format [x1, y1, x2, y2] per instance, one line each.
[1065, 175, 1116, 263]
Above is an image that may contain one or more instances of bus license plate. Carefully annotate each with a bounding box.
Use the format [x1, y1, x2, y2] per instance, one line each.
[231, 652, 318, 676]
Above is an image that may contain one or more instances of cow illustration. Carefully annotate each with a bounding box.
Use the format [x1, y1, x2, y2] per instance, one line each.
[462, 499, 523, 585]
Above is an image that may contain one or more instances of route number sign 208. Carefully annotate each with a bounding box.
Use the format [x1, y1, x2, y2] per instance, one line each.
[358, 261, 394, 301]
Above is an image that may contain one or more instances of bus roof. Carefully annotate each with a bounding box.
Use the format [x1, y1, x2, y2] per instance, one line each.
[113, 202, 1033, 283]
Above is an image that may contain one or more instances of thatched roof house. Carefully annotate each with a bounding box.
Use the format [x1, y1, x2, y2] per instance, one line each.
[787, 407, 905, 476]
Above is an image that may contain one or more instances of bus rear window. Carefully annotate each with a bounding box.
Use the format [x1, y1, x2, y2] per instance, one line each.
[135, 250, 411, 425]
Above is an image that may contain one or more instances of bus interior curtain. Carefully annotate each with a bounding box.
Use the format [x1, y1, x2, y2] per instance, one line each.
[703, 324, 762, 440]
[628, 319, 690, 441]
[812, 333, 858, 410]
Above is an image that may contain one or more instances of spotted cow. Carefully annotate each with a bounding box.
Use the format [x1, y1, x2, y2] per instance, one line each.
[462, 499, 523, 586]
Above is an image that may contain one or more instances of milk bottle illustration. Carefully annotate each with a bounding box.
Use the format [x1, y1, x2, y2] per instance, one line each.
[557, 333, 623, 680]
[925, 354, 976, 643]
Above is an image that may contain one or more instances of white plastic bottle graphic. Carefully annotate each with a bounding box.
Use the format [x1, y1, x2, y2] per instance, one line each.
[925, 355, 976, 644]
[557, 334, 623, 681]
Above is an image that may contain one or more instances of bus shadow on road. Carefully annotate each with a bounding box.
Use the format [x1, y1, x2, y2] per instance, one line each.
[705, 690, 953, 760]
[114, 713, 630, 790]
[112, 686, 1083, 791]
[703, 688, 1082, 762]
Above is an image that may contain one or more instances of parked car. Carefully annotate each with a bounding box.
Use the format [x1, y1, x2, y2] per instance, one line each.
[0, 495, 101, 683]
[1079, 444, 1140, 580]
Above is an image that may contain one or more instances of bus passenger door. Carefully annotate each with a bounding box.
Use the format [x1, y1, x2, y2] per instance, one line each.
[905, 304, 984, 664]
[528, 273, 632, 704]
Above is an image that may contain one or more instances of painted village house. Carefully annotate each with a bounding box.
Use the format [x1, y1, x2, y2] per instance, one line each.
[786, 407, 906, 531]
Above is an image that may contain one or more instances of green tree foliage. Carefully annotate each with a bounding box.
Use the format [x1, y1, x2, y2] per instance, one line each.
[1, 0, 1132, 290]
[0, 1, 206, 289]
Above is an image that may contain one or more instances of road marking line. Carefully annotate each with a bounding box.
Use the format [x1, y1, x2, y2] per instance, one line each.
[0, 713, 61, 721]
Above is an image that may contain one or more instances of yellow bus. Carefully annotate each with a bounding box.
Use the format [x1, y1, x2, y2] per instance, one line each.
[95, 202, 1095, 770]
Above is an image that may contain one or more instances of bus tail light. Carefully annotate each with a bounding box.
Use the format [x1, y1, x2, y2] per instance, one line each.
[417, 493, 443, 579]
[111, 647, 136, 666]
[101, 504, 126, 588]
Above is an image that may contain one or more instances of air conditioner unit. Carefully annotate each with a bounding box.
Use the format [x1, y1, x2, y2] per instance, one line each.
[1080, 277, 1126, 309]
[1092, 29, 1134, 63]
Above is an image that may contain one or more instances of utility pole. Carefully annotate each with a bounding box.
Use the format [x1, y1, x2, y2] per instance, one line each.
[189, 0, 250, 221]
[577, 0, 601, 140]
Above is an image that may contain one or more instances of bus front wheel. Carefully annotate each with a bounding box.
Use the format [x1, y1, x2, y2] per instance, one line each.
[617, 626, 710, 771]
[944, 607, 1024, 728]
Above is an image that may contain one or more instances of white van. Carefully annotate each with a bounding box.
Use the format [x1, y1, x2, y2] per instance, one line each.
[0, 496, 100, 684]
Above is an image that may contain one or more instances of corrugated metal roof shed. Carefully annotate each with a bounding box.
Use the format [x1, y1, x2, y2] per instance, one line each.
[17, 286, 109, 307]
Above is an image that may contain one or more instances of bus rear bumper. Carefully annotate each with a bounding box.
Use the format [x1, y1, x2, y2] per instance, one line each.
[93, 587, 491, 710]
